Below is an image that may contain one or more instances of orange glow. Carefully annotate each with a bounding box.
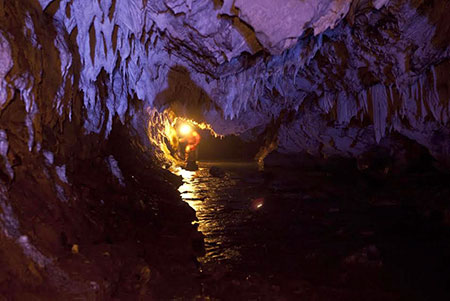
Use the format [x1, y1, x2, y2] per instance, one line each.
[251, 197, 264, 211]
[146, 108, 220, 167]
[176, 117, 222, 138]
[179, 123, 192, 136]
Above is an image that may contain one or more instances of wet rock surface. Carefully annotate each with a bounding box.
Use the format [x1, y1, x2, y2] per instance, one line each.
[209, 166, 225, 177]
[178, 161, 450, 300]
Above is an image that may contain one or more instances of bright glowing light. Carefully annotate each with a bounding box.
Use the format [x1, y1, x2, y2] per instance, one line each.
[179, 123, 192, 136]
[256, 203, 263, 208]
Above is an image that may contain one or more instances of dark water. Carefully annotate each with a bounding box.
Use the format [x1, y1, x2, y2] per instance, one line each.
[175, 161, 450, 300]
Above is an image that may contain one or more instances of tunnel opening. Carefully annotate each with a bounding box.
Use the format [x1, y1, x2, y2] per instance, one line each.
[197, 131, 261, 162]
[163, 121, 262, 163]
[147, 107, 264, 169]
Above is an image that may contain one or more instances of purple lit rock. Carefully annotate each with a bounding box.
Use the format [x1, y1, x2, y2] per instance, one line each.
[234, 0, 353, 54]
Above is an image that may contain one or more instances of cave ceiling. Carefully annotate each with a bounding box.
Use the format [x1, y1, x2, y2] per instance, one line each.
[1, 0, 450, 165]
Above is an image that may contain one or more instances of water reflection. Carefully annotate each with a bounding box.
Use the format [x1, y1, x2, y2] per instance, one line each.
[174, 162, 256, 265]
[168, 159, 450, 300]
[176, 170, 199, 205]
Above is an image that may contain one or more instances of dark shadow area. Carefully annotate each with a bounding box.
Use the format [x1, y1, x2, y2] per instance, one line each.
[197, 130, 261, 162]
[265, 132, 437, 177]
[154, 65, 219, 123]
[179, 159, 450, 300]
[102, 117, 204, 299]
[412, 0, 450, 49]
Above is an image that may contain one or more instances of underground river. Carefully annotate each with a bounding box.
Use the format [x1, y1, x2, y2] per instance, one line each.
[175, 161, 450, 300]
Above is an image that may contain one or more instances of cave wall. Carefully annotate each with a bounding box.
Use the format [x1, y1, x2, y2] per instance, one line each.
[0, 1, 201, 298]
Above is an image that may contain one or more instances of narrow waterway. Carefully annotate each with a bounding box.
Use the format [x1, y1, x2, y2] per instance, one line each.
[175, 161, 450, 300]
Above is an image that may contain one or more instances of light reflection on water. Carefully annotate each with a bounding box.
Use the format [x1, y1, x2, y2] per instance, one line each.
[175, 167, 204, 212]
[174, 162, 259, 264]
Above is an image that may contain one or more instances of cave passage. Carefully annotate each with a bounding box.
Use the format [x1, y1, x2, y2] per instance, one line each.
[3, 0, 450, 299]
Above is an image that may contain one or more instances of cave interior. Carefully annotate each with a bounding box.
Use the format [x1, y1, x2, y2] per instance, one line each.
[1, 0, 450, 299]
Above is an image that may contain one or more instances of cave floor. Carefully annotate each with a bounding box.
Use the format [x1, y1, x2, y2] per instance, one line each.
[176, 161, 450, 300]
